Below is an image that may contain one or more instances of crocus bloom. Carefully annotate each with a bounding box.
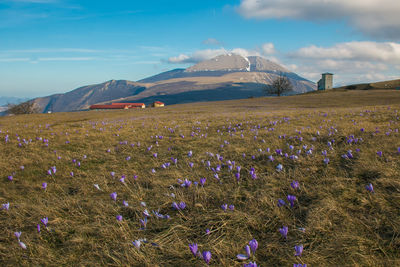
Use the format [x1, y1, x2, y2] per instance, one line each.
[199, 178, 206, 186]
[179, 202, 186, 210]
[133, 240, 141, 249]
[249, 239, 258, 253]
[116, 215, 123, 221]
[19, 242, 27, 249]
[123, 200, 129, 207]
[42, 182, 47, 189]
[202, 251, 211, 265]
[110, 192, 117, 201]
[41, 217, 48, 226]
[293, 264, 307, 267]
[14, 232, 22, 240]
[8, 175, 13, 181]
[291, 181, 299, 190]
[244, 262, 258, 267]
[377, 151, 383, 157]
[276, 164, 283, 172]
[229, 205, 235, 211]
[277, 199, 286, 207]
[221, 204, 228, 211]
[189, 243, 198, 257]
[37, 224, 40, 233]
[245, 245, 251, 257]
[366, 183, 374, 193]
[94, 184, 101, 190]
[172, 202, 179, 210]
[237, 254, 249, 260]
[287, 195, 296, 207]
[279, 226, 288, 239]
[294, 245, 303, 256]
[2, 202, 10, 211]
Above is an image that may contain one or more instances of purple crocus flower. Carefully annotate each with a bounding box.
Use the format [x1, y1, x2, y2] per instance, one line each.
[244, 262, 258, 267]
[291, 181, 299, 190]
[37, 224, 41, 233]
[277, 199, 286, 207]
[110, 171, 115, 177]
[294, 245, 303, 256]
[245, 244, 251, 257]
[8, 175, 13, 181]
[41, 217, 48, 227]
[279, 226, 288, 239]
[172, 202, 179, 210]
[323, 158, 330, 165]
[179, 202, 186, 210]
[126, 156, 131, 161]
[14, 231, 22, 240]
[199, 178, 206, 186]
[182, 179, 192, 188]
[2, 202, 10, 211]
[249, 239, 258, 253]
[42, 182, 47, 190]
[202, 251, 211, 265]
[70, 172, 74, 177]
[132, 240, 141, 249]
[366, 183, 374, 193]
[287, 195, 296, 207]
[377, 151, 383, 157]
[123, 200, 129, 207]
[189, 243, 198, 257]
[221, 204, 228, 211]
[293, 264, 307, 267]
[276, 164, 283, 172]
[188, 150, 193, 157]
[116, 215, 123, 221]
[140, 217, 147, 228]
[229, 205, 235, 211]
[110, 192, 117, 201]
[19, 242, 27, 249]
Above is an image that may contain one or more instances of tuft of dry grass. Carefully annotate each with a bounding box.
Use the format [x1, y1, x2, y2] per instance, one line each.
[0, 90, 400, 266]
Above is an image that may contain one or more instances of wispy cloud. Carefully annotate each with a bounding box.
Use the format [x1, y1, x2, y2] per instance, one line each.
[237, 0, 400, 40]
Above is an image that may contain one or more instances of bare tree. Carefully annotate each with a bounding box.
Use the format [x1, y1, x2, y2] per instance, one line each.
[265, 72, 293, 96]
[7, 100, 40, 115]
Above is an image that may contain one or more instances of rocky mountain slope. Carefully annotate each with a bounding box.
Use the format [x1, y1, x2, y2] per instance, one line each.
[33, 54, 316, 113]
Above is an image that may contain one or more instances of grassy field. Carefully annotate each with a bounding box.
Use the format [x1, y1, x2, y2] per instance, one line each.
[1, 90, 400, 266]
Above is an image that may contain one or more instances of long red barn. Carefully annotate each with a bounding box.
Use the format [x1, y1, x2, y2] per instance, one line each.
[90, 103, 145, 110]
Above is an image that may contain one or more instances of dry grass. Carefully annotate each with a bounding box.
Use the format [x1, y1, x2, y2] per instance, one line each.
[0, 90, 400, 266]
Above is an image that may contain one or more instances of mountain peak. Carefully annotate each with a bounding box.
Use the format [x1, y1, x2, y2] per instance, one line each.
[185, 53, 251, 72]
[185, 54, 289, 73]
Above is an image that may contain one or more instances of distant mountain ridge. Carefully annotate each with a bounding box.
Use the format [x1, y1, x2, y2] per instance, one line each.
[33, 54, 316, 113]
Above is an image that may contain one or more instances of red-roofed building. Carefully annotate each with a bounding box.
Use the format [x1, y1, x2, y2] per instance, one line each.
[152, 101, 165, 107]
[111, 103, 145, 108]
[89, 103, 145, 110]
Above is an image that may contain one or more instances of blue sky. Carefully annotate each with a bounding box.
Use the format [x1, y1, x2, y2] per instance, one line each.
[1, 0, 399, 98]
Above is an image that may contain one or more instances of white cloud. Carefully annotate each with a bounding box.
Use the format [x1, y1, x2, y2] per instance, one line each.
[237, 0, 400, 40]
[261, 43, 275, 55]
[167, 43, 277, 64]
[290, 41, 400, 64]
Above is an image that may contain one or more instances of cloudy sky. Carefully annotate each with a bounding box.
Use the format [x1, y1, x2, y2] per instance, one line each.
[1, 0, 399, 97]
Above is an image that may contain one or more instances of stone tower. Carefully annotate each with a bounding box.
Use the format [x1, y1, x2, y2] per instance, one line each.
[317, 73, 333, 90]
